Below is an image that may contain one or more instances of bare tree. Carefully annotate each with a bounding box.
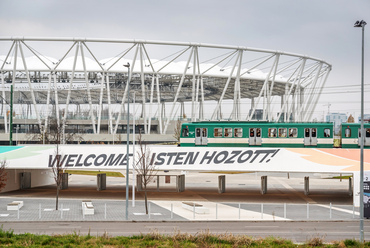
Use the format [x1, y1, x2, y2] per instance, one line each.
[173, 119, 182, 142]
[0, 160, 8, 192]
[27, 117, 83, 144]
[348, 114, 355, 123]
[50, 124, 64, 210]
[134, 131, 157, 214]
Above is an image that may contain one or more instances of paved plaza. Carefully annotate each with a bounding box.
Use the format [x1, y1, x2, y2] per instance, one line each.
[0, 172, 358, 222]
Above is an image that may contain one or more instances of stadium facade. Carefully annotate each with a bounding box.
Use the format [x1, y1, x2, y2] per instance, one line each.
[0, 37, 331, 144]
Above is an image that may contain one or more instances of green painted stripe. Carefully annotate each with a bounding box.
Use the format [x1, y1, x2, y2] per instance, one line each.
[0, 146, 24, 154]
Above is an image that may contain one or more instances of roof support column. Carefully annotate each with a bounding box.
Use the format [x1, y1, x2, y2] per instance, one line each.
[199, 77, 204, 120]
[163, 46, 194, 134]
[62, 41, 79, 143]
[114, 44, 139, 134]
[147, 75, 155, 134]
[211, 50, 240, 120]
[44, 72, 52, 138]
[139, 44, 147, 134]
[53, 72, 60, 127]
[156, 76, 162, 134]
[80, 44, 97, 135]
[97, 71, 105, 134]
[18, 42, 42, 132]
[267, 54, 280, 121]
[105, 72, 113, 134]
[1, 73, 8, 133]
[248, 55, 278, 121]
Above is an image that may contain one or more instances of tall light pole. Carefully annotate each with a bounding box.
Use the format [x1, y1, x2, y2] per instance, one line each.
[9, 85, 13, 146]
[354, 19, 366, 243]
[124, 62, 130, 220]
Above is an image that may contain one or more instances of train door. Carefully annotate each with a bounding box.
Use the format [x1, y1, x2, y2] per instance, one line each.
[195, 128, 208, 146]
[304, 128, 317, 146]
[358, 128, 370, 147]
[249, 128, 261, 146]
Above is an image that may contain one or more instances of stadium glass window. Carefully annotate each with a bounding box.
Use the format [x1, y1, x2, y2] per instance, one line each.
[289, 128, 298, 138]
[345, 128, 351, 138]
[278, 128, 287, 138]
[268, 128, 277, 138]
[224, 128, 232, 137]
[182, 127, 189, 137]
[214, 128, 223, 137]
[234, 128, 243, 138]
[324, 128, 331, 138]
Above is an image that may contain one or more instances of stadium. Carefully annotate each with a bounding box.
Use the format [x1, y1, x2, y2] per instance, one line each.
[0, 37, 331, 144]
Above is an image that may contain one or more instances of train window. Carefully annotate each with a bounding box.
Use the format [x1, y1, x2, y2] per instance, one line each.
[214, 128, 222, 137]
[312, 128, 317, 137]
[289, 128, 298, 138]
[305, 128, 310, 137]
[224, 128, 232, 137]
[268, 128, 277, 138]
[182, 127, 189, 137]
[359, 129, 361, 138]
[234, 128, 242, 137]
[345, 128, 351, 137]
[278, 128, 287, 138]
[256, 128, 261, 137]
[196, 128, 201, 137]
[202, 128, 207, 137]
[250, 129, 255, 137]
[366, 128, 370, 138]
[324, 128, 331, 138]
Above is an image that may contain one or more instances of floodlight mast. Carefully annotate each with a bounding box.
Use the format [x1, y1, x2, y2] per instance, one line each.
[354, 19, 366, 243]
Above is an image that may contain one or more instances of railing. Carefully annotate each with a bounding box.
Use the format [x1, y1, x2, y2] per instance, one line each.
[0, 198, 359, 222]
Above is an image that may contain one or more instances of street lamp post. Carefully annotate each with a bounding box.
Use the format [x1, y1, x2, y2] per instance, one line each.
[354, 19, 366, 243]
[124, 63, 130, 220]
[9, 85, 13, 146]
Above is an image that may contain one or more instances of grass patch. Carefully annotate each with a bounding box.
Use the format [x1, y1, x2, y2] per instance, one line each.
[332, 175, 352, 180]
[65, 170, 124, 177]
[1, 227, 367, 247]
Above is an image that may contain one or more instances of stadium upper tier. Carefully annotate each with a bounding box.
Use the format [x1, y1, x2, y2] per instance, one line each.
[0, 37, 331, 138]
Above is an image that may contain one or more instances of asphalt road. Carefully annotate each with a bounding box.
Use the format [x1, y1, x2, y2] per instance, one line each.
[1, 221, 369, 243]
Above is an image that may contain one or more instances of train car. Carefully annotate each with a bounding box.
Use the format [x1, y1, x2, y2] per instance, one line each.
[180, 121, 333, 148]
[341, 123, 370, 148]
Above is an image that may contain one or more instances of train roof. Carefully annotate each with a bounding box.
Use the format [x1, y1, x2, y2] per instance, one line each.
[182, 121, 334, 125]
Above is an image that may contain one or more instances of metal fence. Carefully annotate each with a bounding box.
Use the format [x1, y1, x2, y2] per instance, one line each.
[0, 198, 359, 222]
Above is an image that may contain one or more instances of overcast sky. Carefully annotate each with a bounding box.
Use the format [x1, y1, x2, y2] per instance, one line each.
[0, 0, 369, 120]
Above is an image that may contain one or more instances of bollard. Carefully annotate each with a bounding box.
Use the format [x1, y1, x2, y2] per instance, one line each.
[238, 203, 241, 220]
[216, 203, 218, 220]
[39, 203, 41, 219]
[61, 204, 63, 219]
[105, 203, 107, 220]
[171, 204, 173, 219]
[149, 203, 151, 219]
[284, 203, 286, 219]
[330, 203, 332, 219]
[353, 205, 355, 219]
[307, 203, 309, 219]
[261, 203, 264, 219]
[193, 203, 195, 219]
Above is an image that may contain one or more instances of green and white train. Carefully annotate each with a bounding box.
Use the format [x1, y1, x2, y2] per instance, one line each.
[180, 121, 370, 148]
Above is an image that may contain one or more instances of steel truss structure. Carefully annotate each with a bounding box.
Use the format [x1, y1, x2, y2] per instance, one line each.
[0, 37, 331, 139]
